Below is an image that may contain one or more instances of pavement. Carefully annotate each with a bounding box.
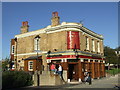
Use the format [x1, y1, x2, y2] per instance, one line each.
[7, 74, 120, 90]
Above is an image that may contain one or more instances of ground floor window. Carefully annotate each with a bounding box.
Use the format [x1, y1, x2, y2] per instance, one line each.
[28, 61, 33, 71]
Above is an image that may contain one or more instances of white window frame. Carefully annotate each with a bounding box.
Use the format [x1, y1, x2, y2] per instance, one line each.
[34, 38, 40, 51]
[86, 37, 89, 50]
[92, 39, 95, 52]
[11, 45, 15, 54]
[97, 41, 100, 53]
[28, 61, 33, 71]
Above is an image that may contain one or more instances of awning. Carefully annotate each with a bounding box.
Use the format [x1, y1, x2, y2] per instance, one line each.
[24, 55, 42, 60]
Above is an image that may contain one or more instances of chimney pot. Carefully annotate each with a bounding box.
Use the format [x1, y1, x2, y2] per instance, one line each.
[21, 21, 29, 34]
[52, 12, 58, 17]
[51, 12, 60, 26]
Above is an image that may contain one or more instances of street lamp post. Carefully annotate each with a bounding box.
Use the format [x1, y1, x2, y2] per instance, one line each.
[14, 37, 17, 70]
[34, 35, 40, 86]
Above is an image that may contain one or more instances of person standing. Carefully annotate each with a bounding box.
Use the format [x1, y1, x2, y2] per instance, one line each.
[58, 64, 63, 79]
[50, 63, 56, 74]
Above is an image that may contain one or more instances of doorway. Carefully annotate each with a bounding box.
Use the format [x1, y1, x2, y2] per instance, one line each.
[68, 64, 78, 81]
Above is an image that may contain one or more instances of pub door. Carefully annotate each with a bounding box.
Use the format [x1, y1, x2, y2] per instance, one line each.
[68, 64, 79, 81]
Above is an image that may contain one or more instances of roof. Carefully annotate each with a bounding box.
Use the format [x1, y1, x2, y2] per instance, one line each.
[24, 55, 42, 60]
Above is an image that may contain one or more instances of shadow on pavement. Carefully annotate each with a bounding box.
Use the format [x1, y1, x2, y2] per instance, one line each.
[5, 83, 80, 90]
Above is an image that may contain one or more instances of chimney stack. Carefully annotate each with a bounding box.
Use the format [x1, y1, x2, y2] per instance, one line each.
[51, 12, 60, 26]
[21, 21, 29, 34]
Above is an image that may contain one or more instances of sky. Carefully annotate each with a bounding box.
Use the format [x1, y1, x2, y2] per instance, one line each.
[2, 2, 118, 59]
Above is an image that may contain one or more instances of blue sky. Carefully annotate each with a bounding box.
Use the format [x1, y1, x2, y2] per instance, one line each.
[2, 2, 118, 59]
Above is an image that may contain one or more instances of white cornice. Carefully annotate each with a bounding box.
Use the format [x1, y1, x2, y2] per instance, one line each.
[15, 22, 103, 40]
[14, 51, 47, 56]
[15, 28, 46, 38]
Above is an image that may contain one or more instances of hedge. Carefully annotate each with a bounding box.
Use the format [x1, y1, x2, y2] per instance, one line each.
[106, 68, 120, 75]
[2, 71, 33, 89]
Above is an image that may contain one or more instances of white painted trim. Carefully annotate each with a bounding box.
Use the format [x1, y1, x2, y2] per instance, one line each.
[47, 59, 51, 63]
[69, 31, 72, 49]
[61, 59, 64, 62]
[65, 58, 67, 62]
[15, 23, 103, 40]
[81, 59, 84, 62]
[14, 51, 47, 56]
[103, 61, 105, 63]
[15, 28, 46, 38]
[47, 58, 99, 61]
[68, 79, 70, 82]
[47, 28, 102, 40]
[88, 59, 90, 62]
[79, 78, 82, 82]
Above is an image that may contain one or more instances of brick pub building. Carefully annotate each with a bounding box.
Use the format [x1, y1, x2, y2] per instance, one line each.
[10, 12, 105, 83]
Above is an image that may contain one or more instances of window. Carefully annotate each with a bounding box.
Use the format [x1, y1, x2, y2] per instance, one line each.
[28, 61, 33, 71]
[97, 41, 100, 53]
[86, 37, 89, 50]
[11, 45, 15, 54]
[34, 38, 40, 51]
[92, 39, 95, 52]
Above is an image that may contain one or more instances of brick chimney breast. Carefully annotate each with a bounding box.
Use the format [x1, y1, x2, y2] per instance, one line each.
[21, 21, 29, 34]
[51, 12, 60, 27]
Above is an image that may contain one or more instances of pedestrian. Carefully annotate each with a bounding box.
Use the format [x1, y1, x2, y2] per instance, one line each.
[84, 69, 88, 82]
[86, 72, 92, 85]
[87, 69, 92, 85]
[84, 69, 92, 85]
[50, 63, 56, 74]
[58, 64, 63, 80]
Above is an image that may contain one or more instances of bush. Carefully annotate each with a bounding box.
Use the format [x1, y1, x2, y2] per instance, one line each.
[2, 71, 33, 89]
[106, 68, 120, 75]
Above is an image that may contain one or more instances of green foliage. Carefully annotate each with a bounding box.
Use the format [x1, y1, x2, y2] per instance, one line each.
[104, 46, 118, 64]
[2, 71, 33, 89]
[2, 57, 9, 71]
[106, 68, 120, 75]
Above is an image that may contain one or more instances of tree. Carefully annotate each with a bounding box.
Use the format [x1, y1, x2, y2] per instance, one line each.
[2, 57, 10, 71]
[114, 46, 120, 64]
[104, 46, 118, 64]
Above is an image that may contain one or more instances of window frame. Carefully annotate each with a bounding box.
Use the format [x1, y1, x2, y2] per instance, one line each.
[28, 61, 33, 71]
[34, 38, 40, 51]
[92, 39, 95, 52]
[97, 41, 100, 53]
[11, 45, 15, 54]
[86, 36, 89, 50]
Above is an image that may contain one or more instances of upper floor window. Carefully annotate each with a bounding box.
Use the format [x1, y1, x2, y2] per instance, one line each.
[34, 38, 40, 51]
[28, 61, 33, 71]
[97, 41, 100, 53]
[86, 36, 89, 50]
[11, 45, 15, 54]
[92, 39, 95, 52]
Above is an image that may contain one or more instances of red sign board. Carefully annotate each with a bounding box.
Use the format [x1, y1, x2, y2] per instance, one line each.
[67, 31, 80, 49]
[46, 55, 104, 60]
